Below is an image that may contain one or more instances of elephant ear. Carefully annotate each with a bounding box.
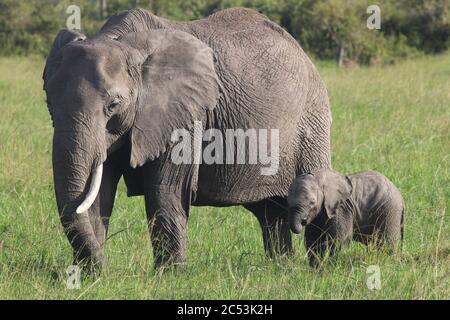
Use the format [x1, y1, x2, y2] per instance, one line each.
[43, 29, 86, 124]
[315, 170, 353, 219]
[119, 30, 220, 168]
[43, 29, 86, 87]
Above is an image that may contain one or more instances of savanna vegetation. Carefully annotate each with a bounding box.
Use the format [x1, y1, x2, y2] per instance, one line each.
[0, 0, 449, 299]
[0, 50, 448, 298]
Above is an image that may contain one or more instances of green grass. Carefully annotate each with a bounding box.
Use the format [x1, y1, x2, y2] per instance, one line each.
[0, 53, 449, 299]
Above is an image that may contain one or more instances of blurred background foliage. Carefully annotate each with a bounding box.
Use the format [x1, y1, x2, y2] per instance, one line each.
[0, 0, 449, 64]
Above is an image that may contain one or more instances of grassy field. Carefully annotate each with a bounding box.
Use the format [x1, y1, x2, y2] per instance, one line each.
[0, 52, 448, 299]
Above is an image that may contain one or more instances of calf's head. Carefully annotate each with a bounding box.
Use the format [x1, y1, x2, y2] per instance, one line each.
[287, 170, 352, 233]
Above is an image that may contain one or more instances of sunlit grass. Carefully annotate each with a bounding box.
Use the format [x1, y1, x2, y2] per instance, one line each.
[0, 53, 448, 299]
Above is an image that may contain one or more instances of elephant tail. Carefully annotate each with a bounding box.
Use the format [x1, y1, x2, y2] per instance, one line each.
[399, 207, 404, 252]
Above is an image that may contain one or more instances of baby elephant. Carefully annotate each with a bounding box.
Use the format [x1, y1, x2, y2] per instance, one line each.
[288, 169, 404, 267]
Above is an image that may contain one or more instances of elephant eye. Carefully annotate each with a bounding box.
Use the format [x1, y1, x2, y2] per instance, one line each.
[107, 98, 121, 113]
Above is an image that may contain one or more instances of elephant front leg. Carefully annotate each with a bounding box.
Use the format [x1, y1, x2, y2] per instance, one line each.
[304, 223, 339, 268]
[75, 150, 123, 267]
[144, 187, 189, 268]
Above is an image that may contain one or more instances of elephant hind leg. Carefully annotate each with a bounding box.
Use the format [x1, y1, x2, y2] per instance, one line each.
[245, 197, 293, 258]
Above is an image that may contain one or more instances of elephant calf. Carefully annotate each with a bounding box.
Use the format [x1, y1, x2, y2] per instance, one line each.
[287, 169, 404, 267]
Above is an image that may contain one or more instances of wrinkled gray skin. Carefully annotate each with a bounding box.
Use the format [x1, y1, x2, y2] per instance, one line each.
[288, 169, 404, 267]
[43, 8, 331, 268]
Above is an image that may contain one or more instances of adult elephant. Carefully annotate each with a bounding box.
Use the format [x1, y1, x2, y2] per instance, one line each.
[43, 8, 331, 268]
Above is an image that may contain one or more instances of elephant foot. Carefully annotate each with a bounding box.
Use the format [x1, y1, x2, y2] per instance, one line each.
[153, 255, 187, 272]
[152, 240, 187, 270]
[307, 250, 323, 269]
[150, 217, 188, 270]
[264, 234, 293, 259]
[73, 249, 108, 274]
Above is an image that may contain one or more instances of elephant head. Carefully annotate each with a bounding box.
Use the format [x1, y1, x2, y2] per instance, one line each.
[287, 169, 352, 233]
[43, 29, 220, 265]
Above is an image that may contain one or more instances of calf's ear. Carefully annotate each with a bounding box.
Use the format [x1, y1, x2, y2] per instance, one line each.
[317, 170, 352, 219]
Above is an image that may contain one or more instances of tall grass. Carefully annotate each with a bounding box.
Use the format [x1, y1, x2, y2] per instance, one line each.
[0, 53, 448, 299]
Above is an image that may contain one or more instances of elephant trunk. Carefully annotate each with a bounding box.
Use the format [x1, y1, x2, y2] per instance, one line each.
[52, 131, 106, 266]
[289, 208, 309, 234]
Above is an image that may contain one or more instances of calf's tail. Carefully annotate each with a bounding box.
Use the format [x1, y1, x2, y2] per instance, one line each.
[400, 207, 404, 251]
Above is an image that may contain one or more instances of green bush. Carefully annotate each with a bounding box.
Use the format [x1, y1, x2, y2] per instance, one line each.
[0, 0, 448, 64]
[383, 0, 450, 53]
[285, 0, 444, 65]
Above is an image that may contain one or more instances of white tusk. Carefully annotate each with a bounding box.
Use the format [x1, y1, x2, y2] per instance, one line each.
[76, 164, 103, 214]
